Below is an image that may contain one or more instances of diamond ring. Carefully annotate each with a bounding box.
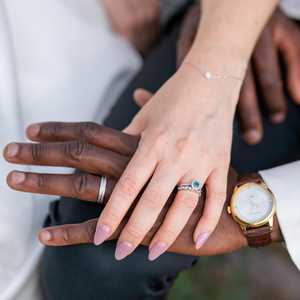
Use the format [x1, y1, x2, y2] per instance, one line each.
[177, 180, 203, 196]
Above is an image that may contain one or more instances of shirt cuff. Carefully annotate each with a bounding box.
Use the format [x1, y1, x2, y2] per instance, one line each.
[259, 161, 300, 271]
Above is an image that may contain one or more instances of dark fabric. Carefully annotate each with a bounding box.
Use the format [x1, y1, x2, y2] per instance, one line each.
[41, 18, 300, 300]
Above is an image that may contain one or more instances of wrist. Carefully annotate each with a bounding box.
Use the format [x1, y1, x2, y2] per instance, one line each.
[271, 215, 284, 243]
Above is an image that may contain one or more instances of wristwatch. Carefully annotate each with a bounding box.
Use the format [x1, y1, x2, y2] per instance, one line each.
[227, 173, 276, 248]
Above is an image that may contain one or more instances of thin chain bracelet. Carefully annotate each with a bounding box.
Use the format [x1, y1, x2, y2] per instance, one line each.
[184, 61, 243, 82]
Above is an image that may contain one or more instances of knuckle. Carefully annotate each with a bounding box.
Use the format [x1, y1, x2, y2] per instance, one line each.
[64, 141, 89, 163]
[144, 192, 163, 210]
[73, 173, 89, 196]
[36, 174, 47, 189]
[117, 175, 139, 198]
[84, 220, 97, 242]
[101, 209, 122, 226]
[31, 143, 45, 162]
[178, 195, 198, 210]
[123, 224, 144, 242]
[210, 191, 227, 203]
[79, 122, 99, 141]
[158, 226, 178, 240]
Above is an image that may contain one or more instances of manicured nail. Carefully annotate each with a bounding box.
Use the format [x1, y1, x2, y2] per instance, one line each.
[5, 143, 19, 158]
[115, 241, 133, 260]
[243, 129, 261, 145]
[148, 242, 168, 261]
[10, 171, 26, 185]
[195, 232, 210, 250]
[270, 113, 285, 124]
[39, 230, 52, 242]
[94, 224, 110, 246]
[27, 124, 40, 137]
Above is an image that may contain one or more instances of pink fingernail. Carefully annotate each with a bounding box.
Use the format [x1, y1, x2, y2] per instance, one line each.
[94, 224, 110, 246]
[10, 172, 26, 185]
[270, 113, 285, 124]
[5, 143, 19, 158]
[28, 124, 41, 137]
[39, 230, 52, 243]
[115, 241, 133, 260]
[195, 232, 210, 250]
[148, 242, 168, 261]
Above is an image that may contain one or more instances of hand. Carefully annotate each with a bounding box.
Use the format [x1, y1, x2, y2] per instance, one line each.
[102, 0, 160, 55]
[3, 122, 244, 257]
[239, 9, 300, 144]
[177, 7, 300, 145]
[3, 122, 282, 257]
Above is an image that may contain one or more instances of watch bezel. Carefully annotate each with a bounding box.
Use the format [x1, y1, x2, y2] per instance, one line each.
[229, 182, 276, 228]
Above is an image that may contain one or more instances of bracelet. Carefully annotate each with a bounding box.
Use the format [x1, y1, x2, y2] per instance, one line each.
[184, 61, 243, 82]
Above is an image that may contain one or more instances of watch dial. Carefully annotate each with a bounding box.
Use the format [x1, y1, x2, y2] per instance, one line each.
[233, 184, 274, 224]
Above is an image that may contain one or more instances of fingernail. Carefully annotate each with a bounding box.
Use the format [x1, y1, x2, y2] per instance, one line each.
[10, 171, 25, 185]
[39, 230, 52, 242]
[148, 242, 168, 261]
[5, 143, 19, 158]
[27, 124, 40, 137]
[115, 241, 133, 260]
[195, 232, 210, 250]
[270, 113, 285, 124]
[243, 129, 261, 145]
[94, 224, 110, 246]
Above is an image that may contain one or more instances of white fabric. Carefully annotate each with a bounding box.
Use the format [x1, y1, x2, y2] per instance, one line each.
[281, 0, 300, 20]
[260, 161, 300, 271]
[0, 0, 141, 299]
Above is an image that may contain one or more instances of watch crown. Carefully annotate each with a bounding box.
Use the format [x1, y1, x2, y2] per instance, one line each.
[227, 206, 232, 215]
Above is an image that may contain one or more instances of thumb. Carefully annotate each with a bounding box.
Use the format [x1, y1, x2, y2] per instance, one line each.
[133, 88, 153, 108]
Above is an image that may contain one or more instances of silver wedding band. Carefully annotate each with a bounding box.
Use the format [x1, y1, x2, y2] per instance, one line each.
[97, 176, 107, 204]
[177, 180, 203, 196]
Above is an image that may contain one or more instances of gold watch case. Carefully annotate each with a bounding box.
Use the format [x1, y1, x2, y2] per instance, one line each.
[227, 182, 276, 231]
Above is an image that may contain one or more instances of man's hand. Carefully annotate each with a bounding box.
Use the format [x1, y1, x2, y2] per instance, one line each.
[177, 7, 300, 145]
[102, 0, 160, 55]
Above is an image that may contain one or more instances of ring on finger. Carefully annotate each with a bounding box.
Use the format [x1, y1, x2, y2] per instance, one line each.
[97, 176, 107, 204]
[177, 179, 202, 196]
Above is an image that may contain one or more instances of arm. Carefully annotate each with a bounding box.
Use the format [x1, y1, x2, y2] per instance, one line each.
[260, 162, 300, 270]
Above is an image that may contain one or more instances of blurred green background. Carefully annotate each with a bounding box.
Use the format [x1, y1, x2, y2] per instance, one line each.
[168, 245, 300, 300]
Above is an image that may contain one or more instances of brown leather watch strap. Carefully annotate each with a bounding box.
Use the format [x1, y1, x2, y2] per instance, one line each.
[237, 173, 262, 186]
[244, 225, 272, 248]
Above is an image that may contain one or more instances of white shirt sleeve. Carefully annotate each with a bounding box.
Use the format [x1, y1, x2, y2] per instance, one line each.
[259, 161, 300, 271]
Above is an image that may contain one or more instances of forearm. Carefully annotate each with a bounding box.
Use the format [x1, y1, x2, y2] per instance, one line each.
[185, 0, 279, 89]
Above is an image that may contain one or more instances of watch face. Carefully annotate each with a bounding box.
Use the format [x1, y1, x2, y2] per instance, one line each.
[232, 184, 275, 225]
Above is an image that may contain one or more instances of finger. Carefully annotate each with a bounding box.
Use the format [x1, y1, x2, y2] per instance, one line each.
[238, 66, 263, 145]
[114, 163, 181, 260]
[147, 172, 205, 261]
[253, 27, 287, 123]
[39, 219, 98, 246]
[276, 22, 300, 104]
[193, 168, 228, 249]
[26, 122, 138, 156]
[133, 88, 153, 108]
[94, 145, 157, 247]
[4, 142, 128, 179]
[7, 171, 115, 203]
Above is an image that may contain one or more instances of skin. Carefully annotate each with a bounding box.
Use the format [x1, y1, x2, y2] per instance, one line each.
[3, 122, 282, 259]
[177, 7, 300, 145]
[91, 0, 279, 261]
[102, 0, 160, 55]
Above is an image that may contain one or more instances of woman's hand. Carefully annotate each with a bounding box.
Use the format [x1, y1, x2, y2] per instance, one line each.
[92, 55, 243, 260]
[2, 122, 246, 257]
